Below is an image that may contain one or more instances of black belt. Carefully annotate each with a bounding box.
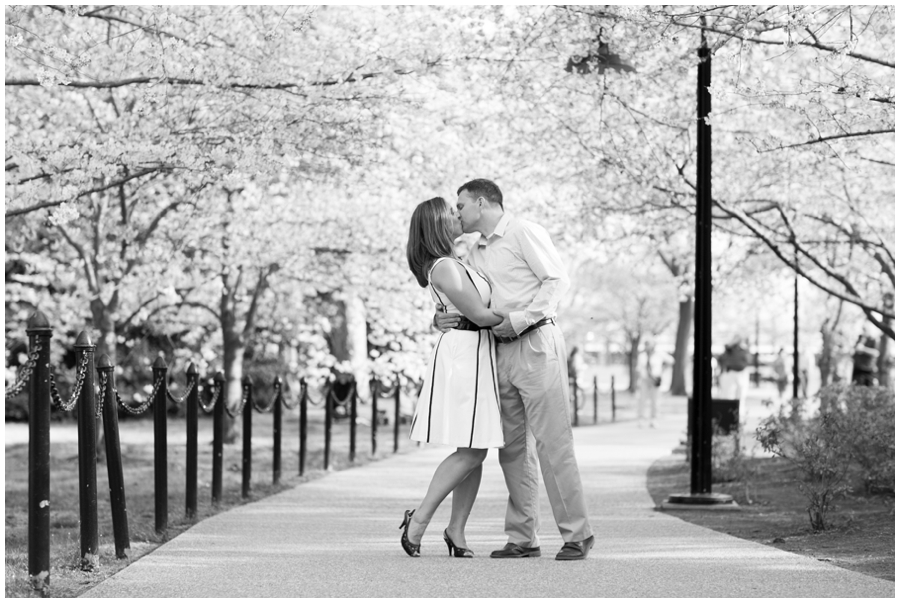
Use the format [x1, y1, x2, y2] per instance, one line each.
[453, 317, 489, 332]
[495, 317, 555, 344]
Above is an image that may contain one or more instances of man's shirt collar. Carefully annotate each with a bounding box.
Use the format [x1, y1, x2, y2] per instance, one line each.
[477, 213, 512, 247]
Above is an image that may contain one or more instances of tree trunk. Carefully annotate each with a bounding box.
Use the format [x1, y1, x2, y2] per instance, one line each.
[670, 297, 692, 395]
[90, 298, 118, 364]
[627, 333, 641, 393]
[326, 289, 369, 394]
[221, 296, 241, 444]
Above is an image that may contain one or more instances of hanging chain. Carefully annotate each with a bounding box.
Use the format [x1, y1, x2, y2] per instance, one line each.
[252, 381, 278, 413]
[224, 382, 250, 418]
[4, 342, 42, 399]
[200, 380, 221, 413]
[281, 379, 306, 410]
[329, 381, 356, 406]
[166, 379, 195, 406]
[49, 353, 90, 412]
[116, 374, 164, 416]
[96, 372, 109, 419]
[372, 379, 398, 399]
[305, 382, 326, 407]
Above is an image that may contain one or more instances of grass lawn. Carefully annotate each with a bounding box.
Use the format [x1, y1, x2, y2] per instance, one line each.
[5, 408, 418, 598]
[646, 452, 895, 582]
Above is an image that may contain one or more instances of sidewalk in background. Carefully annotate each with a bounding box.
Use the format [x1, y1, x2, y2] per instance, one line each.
[81, 393, 893, 598]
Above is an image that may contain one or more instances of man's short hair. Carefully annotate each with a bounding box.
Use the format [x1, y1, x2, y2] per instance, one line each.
[457, 178, 503, 209]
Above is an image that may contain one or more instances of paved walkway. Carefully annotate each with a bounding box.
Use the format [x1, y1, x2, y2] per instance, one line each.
[83, 403, 894, 598]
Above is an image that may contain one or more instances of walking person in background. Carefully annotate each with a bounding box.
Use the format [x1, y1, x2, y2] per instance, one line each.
[637, 341, 662, 428]
[436, 178, 594, 561]
[400, 197, 506, 558]
[851, 333, 879, 386]
[718, 335, 751, 404]
[772, 348, 789, 401]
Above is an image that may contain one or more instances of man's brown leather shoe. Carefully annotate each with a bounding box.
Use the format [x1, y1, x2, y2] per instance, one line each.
[555, 535, 595, 560]
[490, 543, 541, 558]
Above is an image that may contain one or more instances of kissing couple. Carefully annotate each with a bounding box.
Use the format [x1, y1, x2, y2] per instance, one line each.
[400, 178, 594, 561]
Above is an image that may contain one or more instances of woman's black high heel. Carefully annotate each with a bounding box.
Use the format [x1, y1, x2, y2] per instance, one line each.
[443, 529, 474, 558]
[400, 509, 421, 557]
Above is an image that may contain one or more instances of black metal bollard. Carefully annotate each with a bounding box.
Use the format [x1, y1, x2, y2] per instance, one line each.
[75, 331, 99, 570]
[299, 378, 307, 476]
[611, 375, 616, 422]
[185, 363, 199, 518]
[349, 379, 357, 463]
[324, 381, 332, 470]
[370, 378, 378, 456]
[27, 311, 52, 592]
[97, 355, 130, 559]
[572, 378, 579, 427]
[593, 376, 598, 425]
[241, 377, 252, 499]
[273, 377, 282, 485]
[152, 357, 168, 534]
[393, 377, 401, 453]
[212, 371, 225, 505]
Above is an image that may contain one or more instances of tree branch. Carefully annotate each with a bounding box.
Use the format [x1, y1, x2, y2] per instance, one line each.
[5, 68, 426, 90]
[5, 167, 166, 218]
[759, 128, 894, 152]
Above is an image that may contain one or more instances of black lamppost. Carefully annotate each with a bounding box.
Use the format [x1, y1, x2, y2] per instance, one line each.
[666, 26, 734, 508]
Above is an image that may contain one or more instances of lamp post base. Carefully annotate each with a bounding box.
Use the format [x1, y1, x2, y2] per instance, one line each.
[662, 492, 739, 511]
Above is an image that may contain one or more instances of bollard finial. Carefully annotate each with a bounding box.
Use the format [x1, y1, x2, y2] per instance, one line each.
[241, 375, 251, 386]
[273, 376, 281, 387]
[74, 331, 93, 347]
[187, 362, 198, 375]
[214, 371, 224, 381]
[26, 309, 51, 332]
[97, 354, 113, 370]
[152, 356, 167, 369]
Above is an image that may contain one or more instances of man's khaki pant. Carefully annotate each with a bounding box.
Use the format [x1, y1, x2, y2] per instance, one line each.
[495, 323, 593, 546]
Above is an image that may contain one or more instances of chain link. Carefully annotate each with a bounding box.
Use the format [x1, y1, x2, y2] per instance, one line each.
[49, 353, 90, 412]
[115, 374, 164, 416]
[4, 342, 42, 399]
[200, 381, 221, 413]
[224, 382, 250, 418]
[166, 379, 195, 406]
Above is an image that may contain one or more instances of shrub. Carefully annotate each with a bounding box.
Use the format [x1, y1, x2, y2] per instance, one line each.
[756, 398, 852, 531]
[819, 384, 894, 494]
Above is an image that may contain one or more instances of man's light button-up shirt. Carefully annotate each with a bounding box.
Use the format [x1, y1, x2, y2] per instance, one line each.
[467, 213, 570, 336]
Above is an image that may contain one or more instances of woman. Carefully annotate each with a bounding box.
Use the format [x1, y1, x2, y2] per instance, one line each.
[400, 197, 505, 558]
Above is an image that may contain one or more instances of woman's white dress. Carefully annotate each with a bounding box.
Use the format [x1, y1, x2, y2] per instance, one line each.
[409, 257, 505, 449]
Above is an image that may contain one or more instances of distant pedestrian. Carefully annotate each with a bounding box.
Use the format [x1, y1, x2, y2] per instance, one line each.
[718, 336, 750, 404]
[851, 334, 879, 386]
[637, 341, 662, 428]
[772, 348, 789, 401]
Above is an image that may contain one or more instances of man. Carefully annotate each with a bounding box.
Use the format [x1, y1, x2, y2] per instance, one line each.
[436, 179, 594, 561]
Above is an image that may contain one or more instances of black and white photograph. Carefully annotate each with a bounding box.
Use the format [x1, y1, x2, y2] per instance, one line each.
[4, 4, 894, 598]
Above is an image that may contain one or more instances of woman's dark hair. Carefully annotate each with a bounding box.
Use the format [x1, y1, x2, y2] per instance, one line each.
[406, 197, 456, 288]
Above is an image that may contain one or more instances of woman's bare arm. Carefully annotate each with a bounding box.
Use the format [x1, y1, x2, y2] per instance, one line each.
[430, 260, 502, 328]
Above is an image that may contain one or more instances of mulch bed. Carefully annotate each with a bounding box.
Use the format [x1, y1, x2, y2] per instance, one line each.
[646, 454, 895, 582]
